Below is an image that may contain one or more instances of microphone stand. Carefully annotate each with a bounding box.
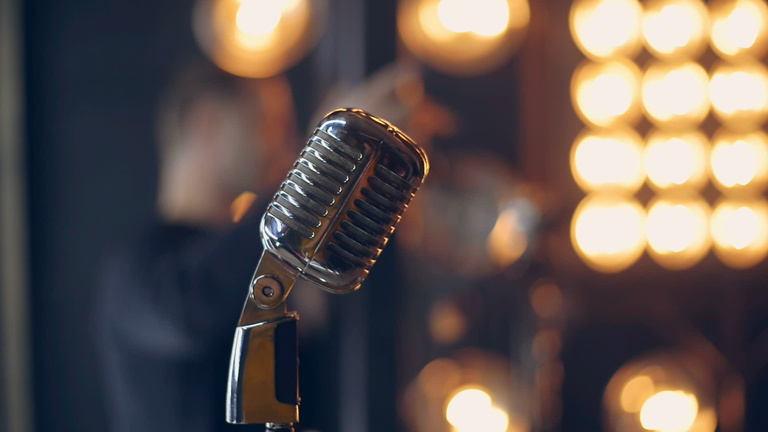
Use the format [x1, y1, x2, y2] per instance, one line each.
[266, 422, 295, 432]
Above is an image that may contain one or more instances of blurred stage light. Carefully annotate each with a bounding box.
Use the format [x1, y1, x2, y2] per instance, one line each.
[640, 390, 699, 432]
[446, 387, 510, 432]
[193, 0, 325, 78]
[644, 130, 709, 192]
[397, 0, 530, 76]
[710, 130, 768, 195]
[645, 194, 711, 270]
[709, 61, 768, 130]
[711, 197, 768, 268]
[604, 352, 717, 432]
[571, 60, 642, 127]
[570, 128, 645, 193]
[642, 0, 709, 60]
[642, 61, 710, 129]
[571, 194, 646, 273]
[569, 0, 643, 60]
[710, 0, 768, 59]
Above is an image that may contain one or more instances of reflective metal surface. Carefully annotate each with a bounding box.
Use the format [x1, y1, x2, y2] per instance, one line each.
[227, 108, 429, 426]
[262, 108, 429, 293]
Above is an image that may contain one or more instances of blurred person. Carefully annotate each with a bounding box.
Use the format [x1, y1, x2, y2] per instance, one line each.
[97, 64, 298, 432]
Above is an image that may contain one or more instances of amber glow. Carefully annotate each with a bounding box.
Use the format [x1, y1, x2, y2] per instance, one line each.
[571, 129, 645, 193]
[570, 0, 643, 59]
[642, 0, 709, 59]
[644, 130, 709, 192]
[710, 130, 768, 194]
[642, 61, 710, 128]
[398, 0, 530, 76]
[645, 195, 711, 270]
[193, 0, 320, 78]
[620, 375, 656, 413]
[571, 194, 646, 273]
[711, 198, 768, 268]
[445, 387, 510, 432]
[486, 207, 528, 267]
[709, 62, 768, 130]
[710, 0, 768, 59]
[572, 60, 641, 127]
[640, 391, 699, 432]
[230, 191, 258, 223]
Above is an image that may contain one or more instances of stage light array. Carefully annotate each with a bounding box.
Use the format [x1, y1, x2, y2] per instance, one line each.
[569, 0, 768, 272]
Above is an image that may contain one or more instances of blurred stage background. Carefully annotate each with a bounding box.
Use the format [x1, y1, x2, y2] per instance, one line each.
[3, 0, 768, 431]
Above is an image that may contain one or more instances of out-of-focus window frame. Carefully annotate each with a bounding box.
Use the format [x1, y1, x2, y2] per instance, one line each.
[0, 0, 32, 431]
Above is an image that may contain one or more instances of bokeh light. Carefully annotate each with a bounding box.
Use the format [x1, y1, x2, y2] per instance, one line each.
[645, 194, 711, 270]
[571, 60, 642, 127]
[571, 194, 646, 273]
[604, 352, 717, 432]
[640, 390, 699, 432]
[642, 61, 710, 129]
[711, 197, 768, 268]
[709, 61, 768, 130]
[397, 0, 530, 76]
[710, 130, 768, 195]
[644, 130, 709, 192]
[569, 0, 643, 60]
[642, 0, 709, 60]
[445, 387, 510, 432]
[570, 128, 645, 193]
[710, 0, 768, 59]
[193, 0, 324, 78]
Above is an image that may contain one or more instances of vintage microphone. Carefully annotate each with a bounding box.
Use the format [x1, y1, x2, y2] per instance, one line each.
[226, 108, 429, 430]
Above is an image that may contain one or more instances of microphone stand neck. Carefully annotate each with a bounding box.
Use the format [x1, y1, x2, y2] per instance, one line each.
[266, 422, 295, 432]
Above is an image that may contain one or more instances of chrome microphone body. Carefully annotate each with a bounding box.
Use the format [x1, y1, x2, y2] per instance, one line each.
[226, 108, 429, 426]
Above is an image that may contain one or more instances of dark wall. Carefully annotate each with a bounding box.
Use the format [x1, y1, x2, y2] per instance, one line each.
[24, 1, 202, 429]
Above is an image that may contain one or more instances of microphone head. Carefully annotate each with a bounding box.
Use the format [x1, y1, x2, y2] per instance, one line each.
[261, 108, 429, 293]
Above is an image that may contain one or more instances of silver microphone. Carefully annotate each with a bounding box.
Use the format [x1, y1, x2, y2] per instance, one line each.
[226, 108, 429, 426]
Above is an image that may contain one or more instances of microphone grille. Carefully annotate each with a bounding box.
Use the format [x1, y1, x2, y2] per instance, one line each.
[262, 108, 428, 293]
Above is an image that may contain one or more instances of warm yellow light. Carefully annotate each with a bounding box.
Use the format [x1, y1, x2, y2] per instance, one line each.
[572, 60, 642, 127]
[571, 194, 646, 273]
[436, 0, 510, 37]
[571, 129, 645, 193]
[398, 0, 530, 76]
[710, 130, 768, 195]
[646, 195, 711, 270]
[710, 0, 768, 59]
[711, 197, 768, 268]
[642, 61, 710, 129]
[640, 390, 699, 432]
[709, 62, 768, 130]
[570, 0, 643, 60]
[235, 0, 283, 36]
[193, 0, 321, 78]
[620, 375, 656, 413]
[644, 130, 709, 192]
[445, 387, 509, 432]
[642, 0, 709, 60]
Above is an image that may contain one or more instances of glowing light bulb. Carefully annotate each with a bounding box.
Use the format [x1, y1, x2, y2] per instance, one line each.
[398, 0, 530, 76]
[570, 0, 643, 59]
[572, 60, 642, 127]
[193, 0, 321, 78]
[640, 391, 699, 432]
[445, 387, 510, 432]
[644, 130, 709, 192]
[710, 130, 768, 195]
[710, 0, 768, 59]
[646, 195, 711, 270]
[571, 128, 645, 193]
[620, 375, 656, 413]
[571, 194, 646, 273]
[711, 197, 768, 268]
[642, 0, 709, 60]
[710, 61, 768, 130]
[642, 61, 710, 129]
